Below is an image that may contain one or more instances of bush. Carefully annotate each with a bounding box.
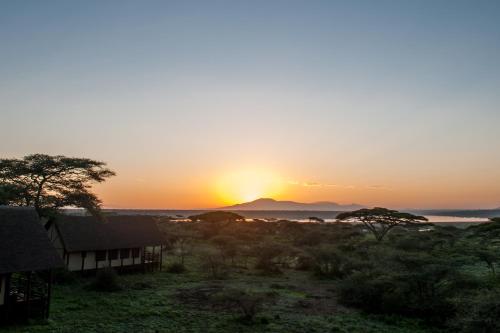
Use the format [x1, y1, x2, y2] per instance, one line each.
[452, 290, 500, 333]
[200, 249, 229, 279]
[337, 258, 466, 325]
[253, 241, 296, 275]
[86, 268, 122, 292]
[166, 262, 186, 274]
[295, 252, 315, 271]
[213, 288, 268, 323]
[311, 245, 363, 279]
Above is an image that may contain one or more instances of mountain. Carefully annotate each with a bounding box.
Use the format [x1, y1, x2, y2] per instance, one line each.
[221, 198, 364, 211]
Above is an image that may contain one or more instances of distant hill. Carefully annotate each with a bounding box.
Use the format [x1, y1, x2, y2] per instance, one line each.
[220, 198, 364, 211]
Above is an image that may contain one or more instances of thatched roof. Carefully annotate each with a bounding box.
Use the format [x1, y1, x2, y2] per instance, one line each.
[0, 206, 64, 274]
[55, 215, 166, 252]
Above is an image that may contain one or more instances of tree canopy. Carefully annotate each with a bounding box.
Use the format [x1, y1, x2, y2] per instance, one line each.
[189, 211, 245, 223]
[0, 154, 115, 218]
[336, 207, 428, 241]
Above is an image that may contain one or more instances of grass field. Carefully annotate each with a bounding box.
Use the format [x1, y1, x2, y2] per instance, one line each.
[1, 257, 438, 333]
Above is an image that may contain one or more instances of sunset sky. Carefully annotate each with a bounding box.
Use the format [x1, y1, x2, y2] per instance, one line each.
[1, 1, 500, 209]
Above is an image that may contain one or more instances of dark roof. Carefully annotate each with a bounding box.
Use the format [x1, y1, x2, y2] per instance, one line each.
[56, 215, 166, 252]
[0, 207, 64, 274]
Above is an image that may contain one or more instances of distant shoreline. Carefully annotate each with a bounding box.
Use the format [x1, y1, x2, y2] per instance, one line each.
[63, 208, 498, 222]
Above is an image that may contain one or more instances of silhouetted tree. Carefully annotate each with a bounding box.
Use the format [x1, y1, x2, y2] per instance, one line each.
[189, 211, 245, 223]
[336, 207, 427, 242]
[0, 154, 115, 218]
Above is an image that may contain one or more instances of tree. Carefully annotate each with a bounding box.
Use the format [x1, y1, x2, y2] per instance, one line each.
[0, 154, 115, 218]
[336, 207, 427, 242]
[0, 183, 24, 205]
[189, 211, 245, 223]
[308, 216, 325, 223]
[468, 217, 500, 240]
[171, 230, 195, 265]
[211, 235, 239, 266]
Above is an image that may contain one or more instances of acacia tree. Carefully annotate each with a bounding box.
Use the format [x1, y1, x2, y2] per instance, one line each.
[336, 207, 427, 242]
[0, 154, 115, 218]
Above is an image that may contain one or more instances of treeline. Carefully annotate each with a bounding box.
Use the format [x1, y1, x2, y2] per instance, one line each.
[159, 211, 500, 332]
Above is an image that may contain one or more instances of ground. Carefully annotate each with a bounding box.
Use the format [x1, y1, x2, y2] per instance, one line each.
[1, 258, 439, 333]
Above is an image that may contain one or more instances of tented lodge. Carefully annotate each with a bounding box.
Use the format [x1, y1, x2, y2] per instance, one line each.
[0, 207, 63, 323]
[47, 215, 166, 273]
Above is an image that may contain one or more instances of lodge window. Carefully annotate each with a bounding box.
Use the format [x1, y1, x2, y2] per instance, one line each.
[81, 251, 87, 258]
[95, 250, 106, 261]
[120, 249, 130, 259]
[132, 248, 140, 258]
[109, 249, 118, 260]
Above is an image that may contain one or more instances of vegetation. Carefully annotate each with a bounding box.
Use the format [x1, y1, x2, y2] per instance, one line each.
[336, 207, 428, 242]
[3, 208, 500, 332]
[86, 268, 122, 292]
[189, 211, 245, 223]
[0, 154, 115, 218]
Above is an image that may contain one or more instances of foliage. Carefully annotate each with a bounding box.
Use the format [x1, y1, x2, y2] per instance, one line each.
[165, 262, 186, 274]
[0, 154, 115, 218]
[212, 288, 268, 323]
[253, 241, 299, 274]
[452, 289, 500, 333]
[165, 223, 196, 264]
[468, 218, 500, 240]
[189, 211, 245, 223]
[7, 210, 500, 332]
[310, 245, 363, 279]
[200, 248, 229, 279]
[337, 208, 428, 242]
[211, 235, 240, 265]
[86, 268, 122, 292]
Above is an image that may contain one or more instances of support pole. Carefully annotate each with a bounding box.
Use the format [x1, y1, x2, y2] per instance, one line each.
[26, 271, 32, 319]
[159, 245, 163, 271]
[46, 270, 53, 319]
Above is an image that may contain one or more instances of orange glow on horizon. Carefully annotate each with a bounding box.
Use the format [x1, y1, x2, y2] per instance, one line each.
[214, 169, 284, 205]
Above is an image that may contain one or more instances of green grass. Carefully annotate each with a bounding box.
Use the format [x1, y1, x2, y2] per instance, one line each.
[1, 259, 439, 333]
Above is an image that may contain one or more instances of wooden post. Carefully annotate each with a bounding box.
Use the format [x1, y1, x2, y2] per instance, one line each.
[81, 252, 86, 272]
[25, 271, 32, 319]
[159, 245, 163, 271]
[3, 274, 11, 322]
[46, 270, 53, 319]
[142, 247, 145, 273]
[152, 246, 156, 271]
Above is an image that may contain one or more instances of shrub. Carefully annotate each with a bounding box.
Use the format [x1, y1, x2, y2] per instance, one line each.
[295, 252, 315, 271]
[311, 245, 362, 279]
[213, 288, 267, 323]
[166, 262, 186, 274]
[200, 249, 228, 279]
[211, 235, 240, 265]
[452, 290, 500, 333]
[337, 255, 467, 325]
[253, 241, 297, 275]
[86, 268, 122, 292]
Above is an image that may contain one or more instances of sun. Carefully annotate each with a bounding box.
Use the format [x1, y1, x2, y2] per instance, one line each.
[214, 169, 284, 205]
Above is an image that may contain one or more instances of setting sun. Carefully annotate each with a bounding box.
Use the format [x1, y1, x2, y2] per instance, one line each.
[214, 170, 284, 205]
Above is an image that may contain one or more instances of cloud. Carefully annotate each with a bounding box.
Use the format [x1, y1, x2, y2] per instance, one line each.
[287, 181, 390, 191]
[366, 185, 392, 191]
[287, 180, 354, 189]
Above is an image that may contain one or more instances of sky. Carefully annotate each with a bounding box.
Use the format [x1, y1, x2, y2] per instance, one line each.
[1, 0, 500, 209]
